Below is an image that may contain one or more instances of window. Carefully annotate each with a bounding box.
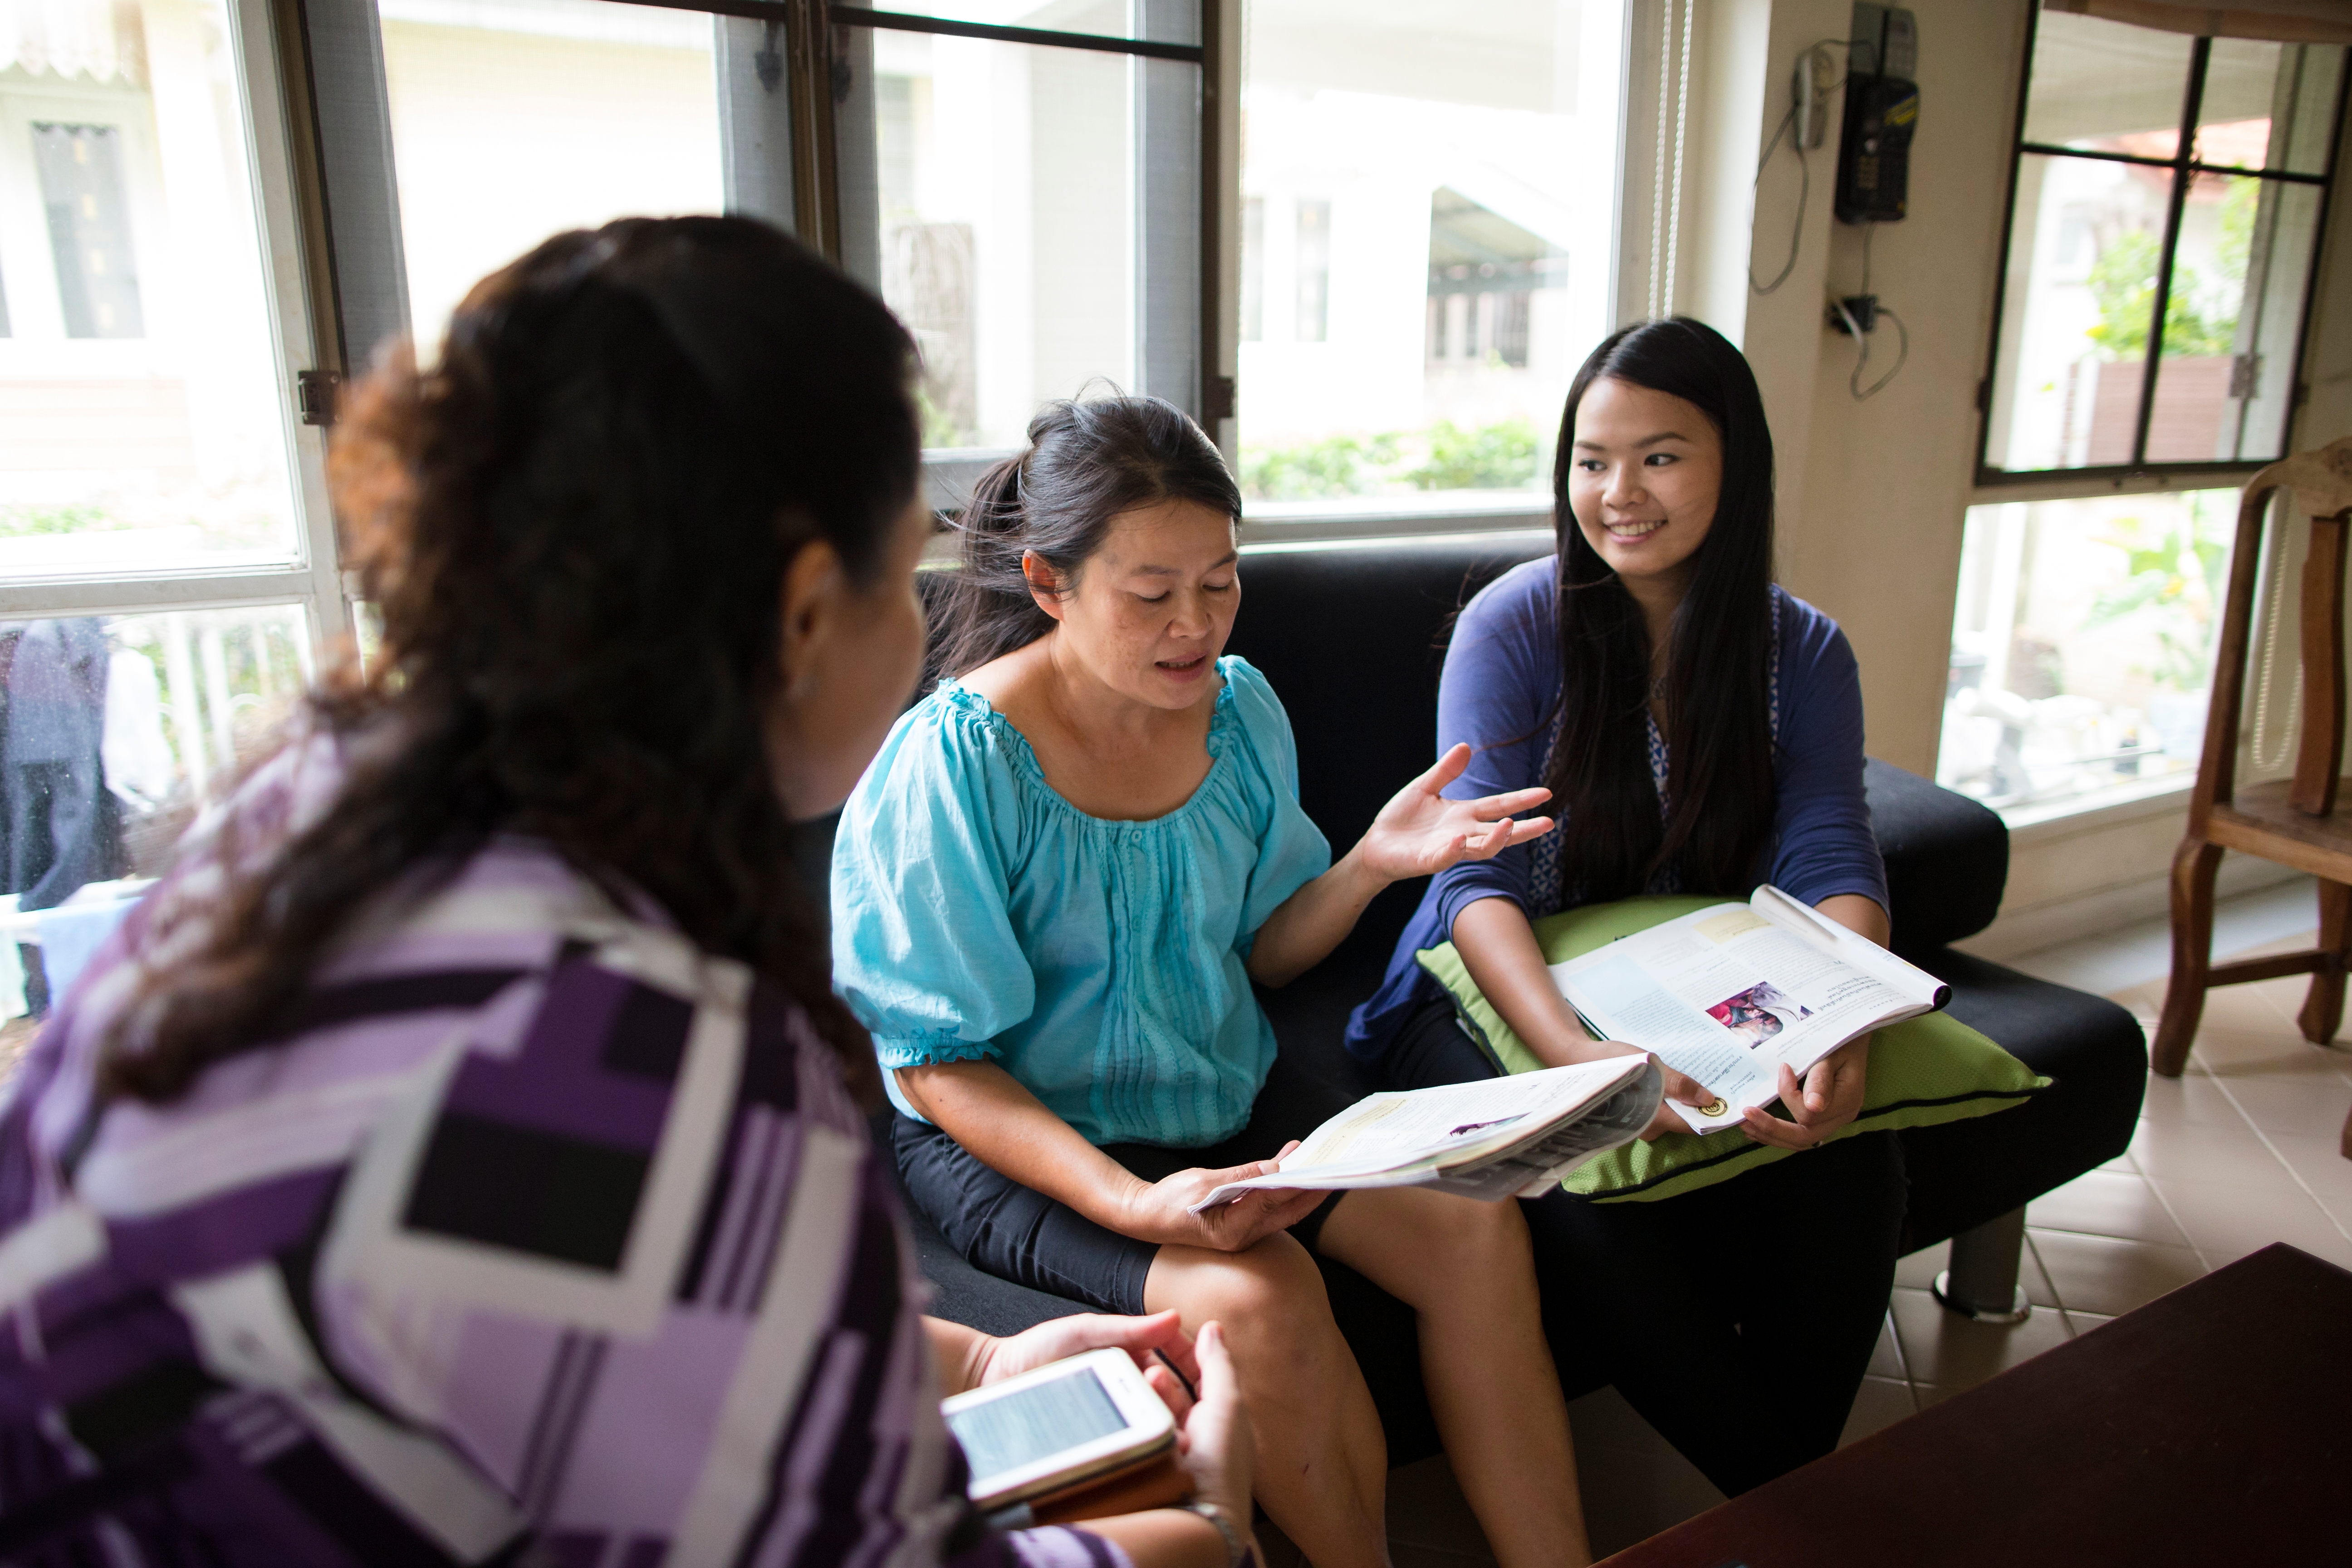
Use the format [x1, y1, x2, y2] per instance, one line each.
[1241, 196, 1264, 342]
[0, 0, 343, 1023]
[1, 0, 316, 573]
[1980, 12, 2346, 478]
[1940, 489, 2236, 812]
[1944, 10, 2348, 823]
[34, 124, 144, 339]
[825, 4, 1210, 458]
[1237, 0, 1621, 520]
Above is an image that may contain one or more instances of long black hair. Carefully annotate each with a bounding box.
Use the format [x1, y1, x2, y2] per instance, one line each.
[102, 216, 918, 1104]
[1546, 316, 1778, 901]
[930, 395, 1241, 678]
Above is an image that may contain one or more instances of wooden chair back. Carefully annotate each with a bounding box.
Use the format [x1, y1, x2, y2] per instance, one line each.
[2190, 437, 2352, 833]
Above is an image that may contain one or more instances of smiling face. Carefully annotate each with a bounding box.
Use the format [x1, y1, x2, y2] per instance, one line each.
[1028, 496, 1240, 710]
[1565, 376, 1725, 601]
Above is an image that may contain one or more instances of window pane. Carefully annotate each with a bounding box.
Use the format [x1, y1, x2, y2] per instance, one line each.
[1239, 0, 1614, 512]
[2021, 9, 2192, 157]
[375, 0, 723, 354]
[847, 29, 1161, 450]
[1985, 153, 2171, 472]
[0, 604, 312, 1014]
[1939, 490, 2235, 812]
[2195, 39, 2344, 176]
[0, 0, 304, 572]
[2146, 174, 2322, 463]
[862, 1, 1196, 46]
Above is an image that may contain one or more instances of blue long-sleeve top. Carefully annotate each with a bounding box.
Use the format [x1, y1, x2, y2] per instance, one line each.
[1344, 559, 1889, 1064]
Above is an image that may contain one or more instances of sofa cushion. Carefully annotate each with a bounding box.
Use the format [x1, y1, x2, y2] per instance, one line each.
[1863, 758, 2009, 954]
[1413, 893, 2048, 1203]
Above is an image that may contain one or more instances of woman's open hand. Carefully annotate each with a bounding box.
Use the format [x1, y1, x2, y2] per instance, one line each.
[974, 1308, 1202, 1418]
[1355, 743, 1554, 882]
[1115, 1142, 1324, 1252]
[1740, 1034, 1871, 1150]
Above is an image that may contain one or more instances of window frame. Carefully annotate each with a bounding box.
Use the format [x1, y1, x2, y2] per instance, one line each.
[1973, 6, 2352, 490]
[805, 0, 1226, 517]
[0, 0, 350, 653]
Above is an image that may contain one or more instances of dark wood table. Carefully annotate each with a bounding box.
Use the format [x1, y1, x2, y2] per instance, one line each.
[1600, 1243, 2352, 1567]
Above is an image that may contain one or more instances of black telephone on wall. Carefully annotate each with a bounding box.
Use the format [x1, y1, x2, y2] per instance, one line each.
[1836, 3, 1920, 223]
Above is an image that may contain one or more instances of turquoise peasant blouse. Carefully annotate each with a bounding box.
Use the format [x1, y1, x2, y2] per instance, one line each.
[830, 656, 1333, 1147]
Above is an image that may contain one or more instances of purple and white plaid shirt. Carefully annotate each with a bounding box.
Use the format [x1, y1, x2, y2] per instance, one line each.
[0, 731, 1127, 1568]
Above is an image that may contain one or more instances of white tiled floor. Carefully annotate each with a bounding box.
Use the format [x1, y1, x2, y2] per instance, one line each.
[1273, 886, 2352, 1566]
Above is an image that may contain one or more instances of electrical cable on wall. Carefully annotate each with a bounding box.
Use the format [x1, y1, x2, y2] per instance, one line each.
[1748, 39, 1850, 297]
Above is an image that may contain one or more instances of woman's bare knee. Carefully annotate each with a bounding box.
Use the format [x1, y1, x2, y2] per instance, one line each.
[1147, 1235, 1336, 1362]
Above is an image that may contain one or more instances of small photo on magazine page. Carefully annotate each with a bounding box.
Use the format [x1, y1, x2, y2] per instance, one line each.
[1705, 981, 1813, 1048]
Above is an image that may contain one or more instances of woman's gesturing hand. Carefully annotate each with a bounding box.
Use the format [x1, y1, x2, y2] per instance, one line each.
[1116, 1142, 1324, 1252]
[1739, 1034, 1870, 1150]
[1356, 743, 1554, 882]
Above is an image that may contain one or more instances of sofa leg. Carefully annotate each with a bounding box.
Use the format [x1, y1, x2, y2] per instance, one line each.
[1932, 1207, 2033, 1323]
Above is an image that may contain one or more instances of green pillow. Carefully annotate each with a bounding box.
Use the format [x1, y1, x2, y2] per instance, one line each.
[1416, 894, 2048, 1202]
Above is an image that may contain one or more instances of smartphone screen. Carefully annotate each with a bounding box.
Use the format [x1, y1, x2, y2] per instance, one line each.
[946, 1365, 1130, 1483]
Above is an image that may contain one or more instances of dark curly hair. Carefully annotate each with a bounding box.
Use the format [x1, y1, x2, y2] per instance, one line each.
[99, 216, 918, 1104]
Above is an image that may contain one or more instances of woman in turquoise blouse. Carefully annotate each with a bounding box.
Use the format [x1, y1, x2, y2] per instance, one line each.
[834, 397, 1593, 1568]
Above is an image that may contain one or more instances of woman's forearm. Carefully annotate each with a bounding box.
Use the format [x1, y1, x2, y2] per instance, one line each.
[895, 1061, 1147, 1231]
[1077, 1512, 1229, 1568]
[923, 1317, 993, 1396]
[1244, 848, 1387, 988]
[1815, 892, 1891, 947]
[1450, 896, 1612, 1067]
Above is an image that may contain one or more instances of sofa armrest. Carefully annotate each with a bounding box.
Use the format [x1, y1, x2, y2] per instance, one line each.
[1864, 757, 2008, 954]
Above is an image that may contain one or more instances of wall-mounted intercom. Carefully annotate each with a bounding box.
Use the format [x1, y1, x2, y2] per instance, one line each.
[1836, 3, 1919, 224]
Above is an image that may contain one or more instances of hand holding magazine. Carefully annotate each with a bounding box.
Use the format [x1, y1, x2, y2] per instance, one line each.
[1188, 1054, 1661, 1212]
[1549, 885, 1950, 1134]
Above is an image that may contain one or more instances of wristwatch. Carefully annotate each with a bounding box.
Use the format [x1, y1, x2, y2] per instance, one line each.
[1178, 1501, 1255, 1568]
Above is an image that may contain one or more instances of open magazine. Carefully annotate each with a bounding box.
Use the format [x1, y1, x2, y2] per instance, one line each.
[1189, 1054, 1662, 1211]
[1550, 885, 1951, 1134]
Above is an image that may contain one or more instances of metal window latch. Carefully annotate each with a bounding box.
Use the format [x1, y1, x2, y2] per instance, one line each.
[297, 369, 343, 427]
[2229, 353, 2263, 400]
[1206, 375, 1236, 423]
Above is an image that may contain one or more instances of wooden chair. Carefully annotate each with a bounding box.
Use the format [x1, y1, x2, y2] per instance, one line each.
[2154, 436, 2352, 1161]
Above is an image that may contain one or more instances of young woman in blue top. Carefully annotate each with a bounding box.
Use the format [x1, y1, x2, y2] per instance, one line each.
[834, 397, 1595, 1568]
[1347, 319, 1907, 1497]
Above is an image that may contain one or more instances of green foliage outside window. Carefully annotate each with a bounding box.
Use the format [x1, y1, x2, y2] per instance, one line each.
[2086, 181, 2255, 361]
[1240, 418, 1541, 500]
[2082, 491, 2230, 691]
[0, 503, 119, 537]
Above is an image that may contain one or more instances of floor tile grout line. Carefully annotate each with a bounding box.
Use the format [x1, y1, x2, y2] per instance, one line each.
[2193, 1063, 2352, 1246]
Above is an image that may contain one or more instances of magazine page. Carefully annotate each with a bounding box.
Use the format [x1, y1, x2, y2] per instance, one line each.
[1188, 1056, 1652, 1210]
[1417, 1066, 1663, 1200]
[1749, 885, 1949, 1009]
[1548, 897, 1933, 1132]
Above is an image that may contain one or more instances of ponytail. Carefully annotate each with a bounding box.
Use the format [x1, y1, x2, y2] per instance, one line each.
[929, 396, 1241, 679]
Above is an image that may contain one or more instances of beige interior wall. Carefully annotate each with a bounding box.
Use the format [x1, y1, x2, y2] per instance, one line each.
[1769, 0, 2035, 777]
[1701, 0, 2352, 947]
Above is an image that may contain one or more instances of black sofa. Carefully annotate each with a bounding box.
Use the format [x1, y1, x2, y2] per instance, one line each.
[880, 534, 2149, 1465]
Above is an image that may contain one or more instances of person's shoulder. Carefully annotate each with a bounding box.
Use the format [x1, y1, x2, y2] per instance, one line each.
[1453, 556, 1558, 649]
[858, 680, 1018, 798]
[1215, 655, 1295, 745]
[1772, 586, 1857, 670]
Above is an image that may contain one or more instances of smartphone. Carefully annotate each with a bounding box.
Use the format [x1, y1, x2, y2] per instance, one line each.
[942, 1348, 1179, 1511]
